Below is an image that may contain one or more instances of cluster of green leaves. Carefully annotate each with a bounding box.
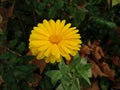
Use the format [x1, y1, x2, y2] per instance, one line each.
[46, 55, 92, 90]
[24, 0, 88, 26]
[0, 52, 36, 90]
[0, 29, 36, 90]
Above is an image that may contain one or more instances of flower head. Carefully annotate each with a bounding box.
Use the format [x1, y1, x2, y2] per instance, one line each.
[29, 19, 82, 63]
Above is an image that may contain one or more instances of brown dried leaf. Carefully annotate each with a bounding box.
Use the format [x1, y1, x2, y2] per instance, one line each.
[7, 1, 15, 18]
[66, 56, 74, 65]
[77, 0, 87, 8]
[0, 15, 3, 23]
[28, 74, 42, 88]
[0, 76, 3, 87]
[35, 0, 40, 2]
[91, 40, 100, 49]
[88, 40, 104, 61]
[112, 77, 120, 89]
[87, 40, 92, 48]
[88, 59, 107, 78]
[82, 80, 100, 90]
[116, 26, 120, 36]
[27, 51, 46, 74]
[102, 62, 115, 80]
[0, 7, 8, 30]
[111, 56, 120, 67]
[31, 59, 46, 74]
[87, 81, 100, 90]
[79, 45, 91, 57]
[94, 46, 105, 60]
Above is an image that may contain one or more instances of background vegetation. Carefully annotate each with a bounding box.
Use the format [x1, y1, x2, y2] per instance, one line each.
[0, 0, 120, 90]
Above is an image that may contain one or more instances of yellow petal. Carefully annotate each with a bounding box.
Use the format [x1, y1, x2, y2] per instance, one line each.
[61, 40, 81, 46]
[56, 57, 62, 62]
[29, 41, 50, 47]
[61, 42, 80, 50]
[64, 34, 81, 39]
[57, 20, 66, 34]
[30, 47, 39, 55]
[36, 51, 45, 60]
[69, 50, 78, 56]
[46, 56, 56, 63]
[55, 19, 60, 34]
[64, 30, 80, 38]
[44, 44, 52, 57]
[51, 44, 60, 58]
[60, 23, 71, 34]
[43, 19, 52, 35]
[38, 43, 51, 51]
[58, 44, 71, 60]
[45, 57, 50, 63]
[30, 34, 49, 40]
[33, 26, 50, 36]
[49, 19, 55, 34]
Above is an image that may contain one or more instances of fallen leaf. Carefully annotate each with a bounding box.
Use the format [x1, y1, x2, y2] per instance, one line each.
[88, 59, 107, 78]
[35, 0, 40, 2]
[102, 62, 115, 81]
[79, 45, 91, 57]
[111, 56, 120, 67]
[0, 15, 3, 23]
[66, 56, 74, 65]
[77, 0, 87, 8]
[87, 80, 100, 90]
[26, 51, 46, 74]
[28, 74, 42, 88]
[116, 26, 120, 36]
[94, 46, 105, 61]
[7, 1, 15, 18]
[82, 80, 100, 90]
[27, 51, 46, 88]
[32, 59, 47, 74]
[112, 77, 120, 89]
[0, 75, 3, 87]
[0, 7, 8, 30]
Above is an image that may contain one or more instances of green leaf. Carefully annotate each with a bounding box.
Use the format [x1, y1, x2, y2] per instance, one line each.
[68, 6, 86, 26]
[54, 0, 64, 9]
[21, 55, 34, 61]
[0, 52, 10, 60]
[112, 0, 120, 7]
[69, 54, 80, 71]
[58, 60, 68, 74]
[46, 70, 62, 85]
[48, 7, 56, 18]
[70, 78, 80, 90]
[56, 84, 64, 90]
[8, 39, 18, 48]
[14, 30, 22, 39]
[0, 28, 4, 35]
[75, 64, 91, 85]
[0, 64, 3, 75]
[88, 0, 102, 4]
[48, 0, 64, 18]
[79, 58, 87, 64]
[16, 42, 26, 53]
[61, 78, 71, 90]
[93, 18, 116, 30]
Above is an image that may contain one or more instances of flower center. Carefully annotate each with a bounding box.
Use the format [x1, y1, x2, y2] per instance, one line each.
[49, 35, 61, 44]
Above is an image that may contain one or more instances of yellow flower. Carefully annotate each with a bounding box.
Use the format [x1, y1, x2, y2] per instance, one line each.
[29, 19, 82, 63]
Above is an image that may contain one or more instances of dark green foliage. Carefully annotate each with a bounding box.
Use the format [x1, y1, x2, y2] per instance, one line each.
[46, 55, 91, 90]
[0, 0, 120, 90]
[0, 51, 36, 90]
